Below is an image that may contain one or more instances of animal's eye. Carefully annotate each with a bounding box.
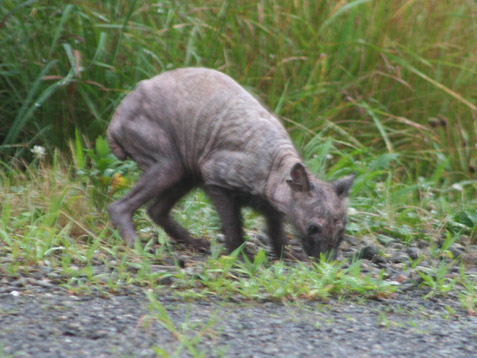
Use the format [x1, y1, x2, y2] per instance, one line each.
[308, 224, 321, 235]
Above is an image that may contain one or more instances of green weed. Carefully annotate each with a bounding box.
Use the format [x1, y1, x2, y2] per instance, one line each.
[173, 251, 395, 302]
[417, 261, 457, 298]
[143, 290, 224, 358]
[457, 266, 477, 316]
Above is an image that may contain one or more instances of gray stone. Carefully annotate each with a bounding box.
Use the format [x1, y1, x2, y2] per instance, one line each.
[406, 247, 420, 260]
[377, 234, 395, 246]
[358, 245, 380, 261]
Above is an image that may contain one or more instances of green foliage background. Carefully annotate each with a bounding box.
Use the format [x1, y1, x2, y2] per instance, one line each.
[1, 0, 476, 182]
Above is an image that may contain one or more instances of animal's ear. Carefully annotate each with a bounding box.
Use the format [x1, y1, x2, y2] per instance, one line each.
[286, 163, 311, 192]
[333, 174, 356, 198]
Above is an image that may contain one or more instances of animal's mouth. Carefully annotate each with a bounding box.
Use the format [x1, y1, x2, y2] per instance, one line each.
[301, 237, 321, 259]
[301, 237, 338, 261]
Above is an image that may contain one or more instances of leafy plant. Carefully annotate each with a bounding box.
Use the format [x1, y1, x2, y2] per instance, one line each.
[417, 261, 457, 298]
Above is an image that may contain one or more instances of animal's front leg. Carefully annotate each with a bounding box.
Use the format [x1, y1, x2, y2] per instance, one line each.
[262, 209, 288, 259]
[205, 186, 245, 254]
[262, 206, 308, 261]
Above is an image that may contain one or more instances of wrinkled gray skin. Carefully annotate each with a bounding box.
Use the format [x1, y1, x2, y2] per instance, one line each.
[107, 67, 355, 260]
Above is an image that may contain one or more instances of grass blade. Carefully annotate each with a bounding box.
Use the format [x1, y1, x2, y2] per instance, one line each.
[320, 0, 374, 30]
[49, 4, 74, 57]
[388, 53, 477, 113]
[2, 61, 58, 146]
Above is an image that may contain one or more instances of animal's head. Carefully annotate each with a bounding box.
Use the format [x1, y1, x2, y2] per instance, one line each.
[287, 163, 355, 260]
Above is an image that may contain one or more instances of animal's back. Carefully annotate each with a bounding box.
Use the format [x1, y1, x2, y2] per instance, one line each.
[107, 68, 300, 194]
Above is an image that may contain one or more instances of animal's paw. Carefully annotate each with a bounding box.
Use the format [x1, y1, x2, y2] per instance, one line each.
[286, 246, 309, 262]
[125, 234, 138, 248]
[191, 238, 211, 253]
[184, 238, 210, 254]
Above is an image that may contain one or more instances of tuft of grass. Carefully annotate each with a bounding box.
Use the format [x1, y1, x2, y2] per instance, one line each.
[143, 290, 224, 358]
[417, 260, 457, 298]
[458, 267, 476, 316]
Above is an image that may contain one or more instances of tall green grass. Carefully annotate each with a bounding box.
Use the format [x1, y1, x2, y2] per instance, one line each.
[1, 0, 476, 183]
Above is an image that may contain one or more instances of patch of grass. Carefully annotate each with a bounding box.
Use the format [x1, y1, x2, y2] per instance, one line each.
[0, 345, 15, 358]
[143, 290, 225, 358]
[1, 149, 394, 301]
[1, 144, 475, 310]
[172, 249, 394, 302]
[417, 260, 457, 298]
[458, 268, 477, 316]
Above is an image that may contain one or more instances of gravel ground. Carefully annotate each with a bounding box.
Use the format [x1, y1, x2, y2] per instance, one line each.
[0, 283, 476, 358]
[1, 234, 476, 357]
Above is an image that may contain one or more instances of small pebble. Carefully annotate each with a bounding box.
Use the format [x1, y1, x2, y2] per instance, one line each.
[391, 253, 409, 263]
[377, 234, 395, 246]
[358, 245, 380, 261]
[406, 247, 420, 260]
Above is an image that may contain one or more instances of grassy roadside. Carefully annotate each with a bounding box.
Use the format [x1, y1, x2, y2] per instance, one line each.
[0, 141, 475, 312]
[0, 148, 392, 301]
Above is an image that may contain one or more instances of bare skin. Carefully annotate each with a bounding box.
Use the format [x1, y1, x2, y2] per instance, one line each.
[107, 67, 355, 260]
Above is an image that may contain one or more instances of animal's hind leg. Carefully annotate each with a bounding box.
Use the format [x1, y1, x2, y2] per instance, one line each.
[108, 161, 182, 247]
[147, 182, 210, 252]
